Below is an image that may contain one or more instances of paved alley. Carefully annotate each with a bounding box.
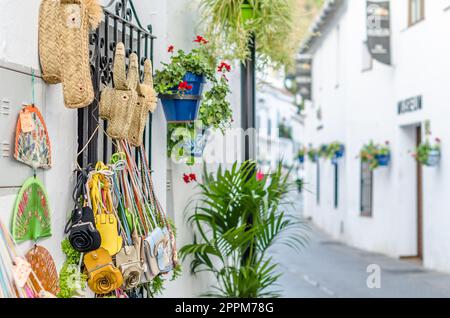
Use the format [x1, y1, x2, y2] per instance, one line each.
[272, 224, 450, 298]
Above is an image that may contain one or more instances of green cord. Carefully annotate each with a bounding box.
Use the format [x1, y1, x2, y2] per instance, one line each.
[31, 69, 35, 106]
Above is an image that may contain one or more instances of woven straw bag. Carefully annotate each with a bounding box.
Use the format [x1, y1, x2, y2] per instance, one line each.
[127, 59, 158, 146]
[39, 0, 62, 84]
[99, 42, 139, 140]
[38, 0, 102, 108]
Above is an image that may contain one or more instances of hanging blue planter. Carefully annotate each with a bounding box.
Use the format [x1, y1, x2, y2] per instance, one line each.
[335, 145, 345, 158]
[376, 154, 391, 167]
[331, 145, 345, 164]
[160, 72, 205, 123]
[425, 150, 441, 167]
[298, 155, 305, 164]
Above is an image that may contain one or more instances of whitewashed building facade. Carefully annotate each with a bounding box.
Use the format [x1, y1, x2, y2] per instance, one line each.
[302, 0, 450, 273]
[256, 77, 304, 173]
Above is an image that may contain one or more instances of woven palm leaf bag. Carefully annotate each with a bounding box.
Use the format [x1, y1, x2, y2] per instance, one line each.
[38, 0, 103, 108]
[127, 59, 158, 147]
[99, 42, 139, 140]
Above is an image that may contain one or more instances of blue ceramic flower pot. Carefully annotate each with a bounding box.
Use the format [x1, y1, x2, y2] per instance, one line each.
[298, 156, 305, 164]
[179, 129, 210, 158]
[335, 145, 345, 158]
[331, 145, 345, 164]
[376, 154, 390, 167]
[426, 150, 441, 167]
[160, 72, 205, 123]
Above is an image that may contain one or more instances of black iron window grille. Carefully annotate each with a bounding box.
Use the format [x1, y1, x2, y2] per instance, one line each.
[77, 0, 156, 167]
[360, 161, 373, 217]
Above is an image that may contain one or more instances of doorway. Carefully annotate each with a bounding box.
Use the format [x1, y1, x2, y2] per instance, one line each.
[416, 126, 423, 261]
[399, 123, 423, 261]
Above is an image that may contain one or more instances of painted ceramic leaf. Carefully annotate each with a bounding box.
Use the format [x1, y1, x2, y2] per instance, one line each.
[14, 105, 52, 169]
[12, 177, 52, 243]
[25, 245, 59, 295]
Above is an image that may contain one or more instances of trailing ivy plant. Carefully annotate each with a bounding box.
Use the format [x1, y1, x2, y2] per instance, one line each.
[57, 239, 87, 298]
[199, 0, 300, 68]
[180, 161, 308, 298]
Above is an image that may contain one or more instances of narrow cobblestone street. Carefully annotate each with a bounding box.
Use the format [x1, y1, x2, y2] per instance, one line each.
[273, 224, 450, 298]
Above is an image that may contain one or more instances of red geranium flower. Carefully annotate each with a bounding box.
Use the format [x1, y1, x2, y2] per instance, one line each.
[168, 45, 174, 53]
[256, 171, 265, 181]
[178, 81, 193, 91]
[183, 174, 191, 184]
[217, 61, 231, 73]
[194, 35, 208, 44]
[189, 173, 197, 182]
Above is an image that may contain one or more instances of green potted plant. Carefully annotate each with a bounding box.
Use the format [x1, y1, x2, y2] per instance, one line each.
[159, 40, 233, 161]
[154, 37, 232, 124]
[319, 144, 329, 158]
[413, 138, 441, 167]
[326, 142, 345, 164]
[307, 147, 319, 163]
[360, 141, 391, 170]
[297, 148, 306, 164]
[180, 161, 307, 297]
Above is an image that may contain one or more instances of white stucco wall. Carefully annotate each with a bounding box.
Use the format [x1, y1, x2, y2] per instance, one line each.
[304, 0, 450, 273]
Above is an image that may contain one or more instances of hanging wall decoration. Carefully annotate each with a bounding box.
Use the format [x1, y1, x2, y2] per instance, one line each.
[11, 177, 52, 243]
[25, 245, 59, 295]
[14, 105, 52, 170]
[38, 0, 103, 108]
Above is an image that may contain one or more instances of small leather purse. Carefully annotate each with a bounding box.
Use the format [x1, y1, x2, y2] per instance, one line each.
[65, 205, 101, 253]
[95, 213, 123, 256]
[66, 167, 101, 253]
[115, 245, 144, 290]
[143, 227, 173, 280]
[88, 163, 123, 256]
[84, 248, 123, 295]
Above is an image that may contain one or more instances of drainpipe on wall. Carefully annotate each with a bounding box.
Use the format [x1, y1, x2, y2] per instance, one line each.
[241, 35, 256, 162]
[241, 35, 256, 266]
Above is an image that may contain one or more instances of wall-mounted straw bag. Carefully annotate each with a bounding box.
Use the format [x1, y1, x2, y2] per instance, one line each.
[38, 0, 103, 108]
[39, 0, 61, 84]
[128, 59, 158, 147]
[99, 42, 139, 140]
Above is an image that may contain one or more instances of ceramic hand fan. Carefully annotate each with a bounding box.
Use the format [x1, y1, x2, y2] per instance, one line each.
[12, 177, 52, 243]
[25, 245, 59, 296]
[14, 105, 52, 169]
